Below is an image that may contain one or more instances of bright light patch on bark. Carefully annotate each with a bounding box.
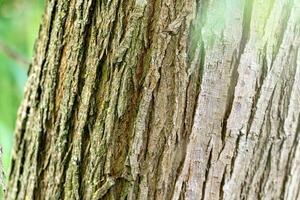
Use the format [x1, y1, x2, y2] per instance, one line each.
[135, 0, 147, 6]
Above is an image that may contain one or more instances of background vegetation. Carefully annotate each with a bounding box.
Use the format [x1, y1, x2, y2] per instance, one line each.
[0, 0, 44, 194]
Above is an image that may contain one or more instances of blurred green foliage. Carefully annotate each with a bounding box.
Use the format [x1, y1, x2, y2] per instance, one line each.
[0, 0, 44, 194]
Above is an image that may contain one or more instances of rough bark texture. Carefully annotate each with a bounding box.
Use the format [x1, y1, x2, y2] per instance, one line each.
[6, 0, 300, 199]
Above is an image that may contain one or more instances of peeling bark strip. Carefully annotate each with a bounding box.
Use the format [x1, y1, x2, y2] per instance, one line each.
[6, 0, 300, 199]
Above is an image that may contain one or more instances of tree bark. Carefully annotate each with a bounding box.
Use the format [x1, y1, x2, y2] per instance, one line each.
[6, 0, 300, 199]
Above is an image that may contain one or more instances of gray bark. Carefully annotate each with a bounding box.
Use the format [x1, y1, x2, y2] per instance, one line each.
[6, 0, 300, 199]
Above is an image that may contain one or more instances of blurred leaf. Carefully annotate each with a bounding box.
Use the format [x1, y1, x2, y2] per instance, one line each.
[0, 0, 44, 189]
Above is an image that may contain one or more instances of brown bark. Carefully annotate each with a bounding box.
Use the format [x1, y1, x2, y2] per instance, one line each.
[6, 0, 300, 199]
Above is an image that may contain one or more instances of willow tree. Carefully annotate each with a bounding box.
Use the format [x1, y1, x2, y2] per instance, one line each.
[6, 0, 300, 199]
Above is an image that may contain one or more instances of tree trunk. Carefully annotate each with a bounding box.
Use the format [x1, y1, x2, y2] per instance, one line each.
[6, 0, 300, 199]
